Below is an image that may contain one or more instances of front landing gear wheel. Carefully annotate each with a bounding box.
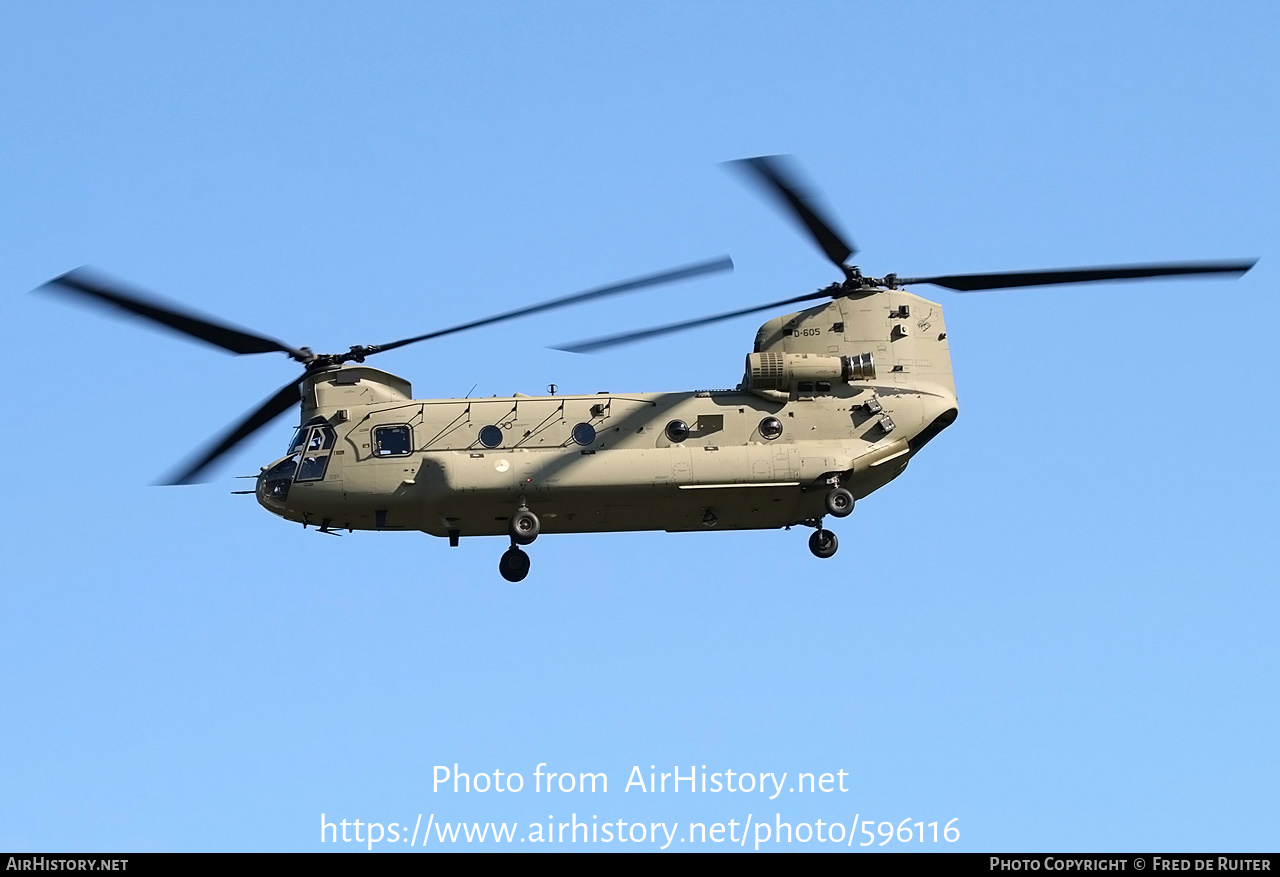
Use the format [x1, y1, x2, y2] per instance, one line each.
[499, 546, 531, 582]
[824, 487, 854, 517]
[809, 529, 838, 559]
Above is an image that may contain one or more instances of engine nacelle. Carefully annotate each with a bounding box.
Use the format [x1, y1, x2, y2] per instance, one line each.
[744, 351, 875, 395]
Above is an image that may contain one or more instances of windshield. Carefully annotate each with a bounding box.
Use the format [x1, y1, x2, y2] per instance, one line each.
[257, 454, 299, 508]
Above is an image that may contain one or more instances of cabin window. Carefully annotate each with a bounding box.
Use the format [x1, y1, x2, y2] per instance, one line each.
[478, 425, 504, 449]
[759, 416, 784, 440]
[373, 424, 413, 457]
[571, 422, 597, 446]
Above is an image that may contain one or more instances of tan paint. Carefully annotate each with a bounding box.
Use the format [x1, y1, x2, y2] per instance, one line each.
[256, 289, 959, 539]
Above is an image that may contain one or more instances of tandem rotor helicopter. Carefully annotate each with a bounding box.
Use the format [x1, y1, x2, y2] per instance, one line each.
[38, 157, 1255, 581]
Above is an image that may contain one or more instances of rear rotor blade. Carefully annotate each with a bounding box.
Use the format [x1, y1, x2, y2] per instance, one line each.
[39, 268, 307, 359]
[900, 260, 1257, 291]
[729, 155, 856, 270]
[554, 289, 832, 353]
[369, 256, 733, 355]
[161, 376, 305, 484]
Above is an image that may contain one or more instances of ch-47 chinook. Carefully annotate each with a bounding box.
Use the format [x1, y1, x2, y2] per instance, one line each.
[38, 157, 1255, 582]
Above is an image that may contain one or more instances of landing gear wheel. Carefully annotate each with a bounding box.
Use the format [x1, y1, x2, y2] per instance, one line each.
[509, 509, 540, 545]
[809, 529, 838, 559]
[499, 546, 531, 582]
[824, 487, 854, 518]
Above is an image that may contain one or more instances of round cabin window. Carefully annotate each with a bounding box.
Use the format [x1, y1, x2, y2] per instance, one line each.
[478, 425, 503, 449]
[665, 420, 690, 443]
[759, 416, 784, 440]
[571, 422, 597, 446]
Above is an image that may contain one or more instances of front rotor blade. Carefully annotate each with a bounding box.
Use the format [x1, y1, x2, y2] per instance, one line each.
[161, 376, 305, 484]
[369, 256, 733, 355]
[900, 260, 1257, 291]
[729, 155, 856, 270]
[554, 289, 831, 354]
[39, 268, 306, 359]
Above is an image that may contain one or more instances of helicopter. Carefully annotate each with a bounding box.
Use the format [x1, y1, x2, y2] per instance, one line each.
[38, 156, 1256, 582]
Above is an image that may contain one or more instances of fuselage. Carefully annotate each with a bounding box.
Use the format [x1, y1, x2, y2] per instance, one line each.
[256, 288, 959, 539]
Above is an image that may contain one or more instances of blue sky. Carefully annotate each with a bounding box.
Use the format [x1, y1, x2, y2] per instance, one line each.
[2, 2, 1276, 852]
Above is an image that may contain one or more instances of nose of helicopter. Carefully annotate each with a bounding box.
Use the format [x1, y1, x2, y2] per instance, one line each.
[255, 455, 298, 517]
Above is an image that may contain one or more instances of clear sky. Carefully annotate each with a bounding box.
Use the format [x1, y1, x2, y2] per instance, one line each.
[2, 1, 1276, 853]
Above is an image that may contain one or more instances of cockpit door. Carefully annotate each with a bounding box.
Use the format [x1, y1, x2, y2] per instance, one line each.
[295, 425, 338, 482]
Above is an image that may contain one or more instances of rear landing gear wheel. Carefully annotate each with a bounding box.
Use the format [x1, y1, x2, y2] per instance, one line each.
[824, 487, 854, 518]
[499, 546, 531, 582]
[509, 509, 540, 545]
[809, 529, 838, 559]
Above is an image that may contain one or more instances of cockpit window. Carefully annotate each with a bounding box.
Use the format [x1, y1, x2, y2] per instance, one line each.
[373, 424, 413, 457]
[259, 454, 298, 504]
[294, 425, 337, 482]
[297, 454, 329, 481]
[289, 418, 330, 454]
[308, 427, 335, 451]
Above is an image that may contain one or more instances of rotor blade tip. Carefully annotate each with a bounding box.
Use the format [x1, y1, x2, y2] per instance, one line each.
[38, 267, 87, 291]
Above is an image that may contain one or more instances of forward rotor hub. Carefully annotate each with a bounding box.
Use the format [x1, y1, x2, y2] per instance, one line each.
[835, 267, 899, 292]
